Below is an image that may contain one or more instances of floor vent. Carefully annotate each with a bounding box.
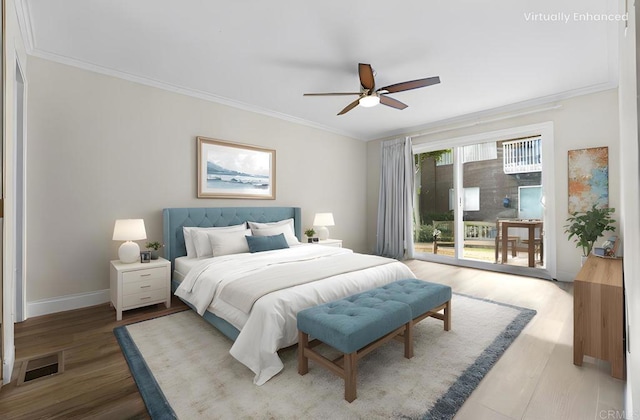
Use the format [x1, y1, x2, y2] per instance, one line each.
[17, 351, 64, 386]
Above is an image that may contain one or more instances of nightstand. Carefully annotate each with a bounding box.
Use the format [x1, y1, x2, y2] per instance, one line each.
[317, 239, 342, 248]
[110, 257, 171, 321]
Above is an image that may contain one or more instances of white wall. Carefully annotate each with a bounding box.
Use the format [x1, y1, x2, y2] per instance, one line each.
[25, 56, 366, 313]
[366, 89, 620, 282]
[618, 0, 639, 416]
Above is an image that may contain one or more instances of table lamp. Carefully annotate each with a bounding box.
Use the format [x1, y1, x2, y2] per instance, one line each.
[313, 213, 335, 240]
[113, 219, 147, 263]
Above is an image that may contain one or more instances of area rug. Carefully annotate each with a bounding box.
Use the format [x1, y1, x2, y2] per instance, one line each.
[114, 293, 535, 420]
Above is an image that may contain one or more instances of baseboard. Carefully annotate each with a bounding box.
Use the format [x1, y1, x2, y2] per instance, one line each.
[27, 289, 110, 318]
[554, 269, 577, 282]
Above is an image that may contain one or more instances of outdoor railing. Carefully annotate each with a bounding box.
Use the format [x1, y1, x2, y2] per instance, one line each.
[464, 221, 495, 240]
[503, 137, 542, 174]
[431, 220, 496, 242]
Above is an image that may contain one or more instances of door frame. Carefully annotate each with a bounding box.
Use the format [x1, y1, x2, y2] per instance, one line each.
[13, 56, 25, 322]
[413, 122, 557, 280]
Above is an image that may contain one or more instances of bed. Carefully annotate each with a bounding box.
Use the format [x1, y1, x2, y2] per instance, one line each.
[163, 206, 416, 385]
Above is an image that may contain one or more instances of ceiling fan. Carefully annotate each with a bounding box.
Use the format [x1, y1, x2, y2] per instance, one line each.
[304, 63, 440, 115]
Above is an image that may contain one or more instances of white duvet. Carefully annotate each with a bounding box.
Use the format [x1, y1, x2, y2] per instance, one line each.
[175, 245, 416, 385]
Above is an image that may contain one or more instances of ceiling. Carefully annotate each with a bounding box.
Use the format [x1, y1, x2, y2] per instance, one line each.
[18, 0, 622, 141]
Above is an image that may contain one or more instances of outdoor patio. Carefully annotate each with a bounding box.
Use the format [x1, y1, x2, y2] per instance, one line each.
[414, 242, 543, 268]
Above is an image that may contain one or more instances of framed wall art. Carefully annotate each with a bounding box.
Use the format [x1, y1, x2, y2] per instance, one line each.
[197, 137, 276, 199]
[568, 146, 608, 213]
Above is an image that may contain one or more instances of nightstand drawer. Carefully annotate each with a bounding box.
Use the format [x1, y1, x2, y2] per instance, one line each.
[122, 267, 166, 283]
[111, 257, 171, 321]
[123, 277, 167, 295]
[123, 288, 167, 308]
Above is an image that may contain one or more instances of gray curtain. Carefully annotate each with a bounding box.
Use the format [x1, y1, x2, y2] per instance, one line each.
[376, 137, 415, 260]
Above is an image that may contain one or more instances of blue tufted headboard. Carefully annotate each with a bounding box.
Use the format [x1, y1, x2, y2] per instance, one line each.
[162, 207, 302, 268]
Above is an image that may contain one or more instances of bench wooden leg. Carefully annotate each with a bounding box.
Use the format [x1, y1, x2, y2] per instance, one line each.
[444, 300, 451, 331]
[404, 322, 413, 359]
[344, 352, 357, 402]
[298, 331, 309, 375]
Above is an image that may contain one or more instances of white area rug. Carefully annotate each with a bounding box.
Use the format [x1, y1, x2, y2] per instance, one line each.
[116, 294, 535, 419]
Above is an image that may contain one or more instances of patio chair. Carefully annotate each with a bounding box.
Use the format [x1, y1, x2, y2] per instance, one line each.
[494, 219, 519, 263]
[522, 231, 544, 263]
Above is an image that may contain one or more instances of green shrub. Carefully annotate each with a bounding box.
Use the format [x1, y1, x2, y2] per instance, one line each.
[433, 221, 454, 242]
[415, 224, 435, 243]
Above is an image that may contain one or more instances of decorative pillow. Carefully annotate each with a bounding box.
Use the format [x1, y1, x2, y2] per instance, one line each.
[187, 224, 246, 258]
[245, 233, 289, 253]
[248, 218, 300, 246]
[207, 229, 253, 257]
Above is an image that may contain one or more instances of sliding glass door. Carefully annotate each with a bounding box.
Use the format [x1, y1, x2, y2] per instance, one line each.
[413, 124, 555, 278]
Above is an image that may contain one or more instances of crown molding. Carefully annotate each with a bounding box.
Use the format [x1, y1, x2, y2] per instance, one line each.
[27, 47, 362, 141]
[15, 0, 35, 52]
[371, 81, 618, 142]
[14, 0, 620, 143]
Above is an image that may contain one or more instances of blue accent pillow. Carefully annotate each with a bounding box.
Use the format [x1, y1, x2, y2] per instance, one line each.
[245, 233, 290, 253]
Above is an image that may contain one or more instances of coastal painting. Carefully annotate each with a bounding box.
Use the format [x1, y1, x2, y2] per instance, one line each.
[197, 137, 275, 199]
[568, 146, 608, 213]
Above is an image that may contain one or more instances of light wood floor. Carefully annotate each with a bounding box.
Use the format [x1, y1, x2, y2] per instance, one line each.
[405, 259, 625, 420]
[0, 261, 625, 419]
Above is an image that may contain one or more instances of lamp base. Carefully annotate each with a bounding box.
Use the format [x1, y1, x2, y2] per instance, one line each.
[317, 226, 329, 240]
[118, 241, 141, 263]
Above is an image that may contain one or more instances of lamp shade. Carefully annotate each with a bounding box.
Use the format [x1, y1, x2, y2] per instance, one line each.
[112, 219, 147, 241]
[313, 213, 335, 240]
[113, 219, 147, 263]
[313, 213, 335, 227]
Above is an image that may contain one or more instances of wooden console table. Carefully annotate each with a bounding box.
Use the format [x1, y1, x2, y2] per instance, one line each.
[573, 255, 625, 379]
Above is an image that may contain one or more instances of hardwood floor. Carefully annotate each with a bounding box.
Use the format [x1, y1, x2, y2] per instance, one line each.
[0, 296, 188, 419]
[406, 259, 626, 420]
[0, 261, 626, 419]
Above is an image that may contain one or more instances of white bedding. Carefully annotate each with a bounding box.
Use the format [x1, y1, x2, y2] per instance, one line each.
[174, 256, 205, 281]
[174, 246, 415, 385]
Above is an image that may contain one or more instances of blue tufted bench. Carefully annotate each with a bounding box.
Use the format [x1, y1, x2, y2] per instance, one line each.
[297, 279, 452, 402]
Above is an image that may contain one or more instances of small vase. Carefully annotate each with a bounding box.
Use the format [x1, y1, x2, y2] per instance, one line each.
[150, 250, 159, 260]
[581, 255, 588, 266]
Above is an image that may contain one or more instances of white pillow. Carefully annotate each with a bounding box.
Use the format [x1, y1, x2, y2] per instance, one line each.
[207, 229, 252, 257]
[184, 224, 245, 258]
[251, 224, 300, 246]
[248, 218, 299, 246]
[247, 218, 294, 231]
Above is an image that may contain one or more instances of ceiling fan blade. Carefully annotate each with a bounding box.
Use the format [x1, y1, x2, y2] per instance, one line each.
[337, 98, 361, 115]
[379, 95, 408, 110]
[379, 76, 440, 94]
[303, 92, 361, 96]
[358, 63, 375, 91]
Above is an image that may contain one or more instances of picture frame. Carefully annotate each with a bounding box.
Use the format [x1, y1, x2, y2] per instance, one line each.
[197, 136, 276, 199]
[140, 251, 151, 263]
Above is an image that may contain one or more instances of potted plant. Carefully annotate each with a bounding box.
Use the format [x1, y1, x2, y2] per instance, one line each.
[564, 205, 616, 261]
[304, 228, 316, 243]
[145, 241, 164, 260]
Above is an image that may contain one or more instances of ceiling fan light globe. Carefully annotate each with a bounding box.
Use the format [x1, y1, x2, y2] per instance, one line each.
[359, 95, 380, 108]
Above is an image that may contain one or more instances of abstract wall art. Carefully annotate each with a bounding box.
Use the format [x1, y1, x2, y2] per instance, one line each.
[567, 146, 608, 213]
